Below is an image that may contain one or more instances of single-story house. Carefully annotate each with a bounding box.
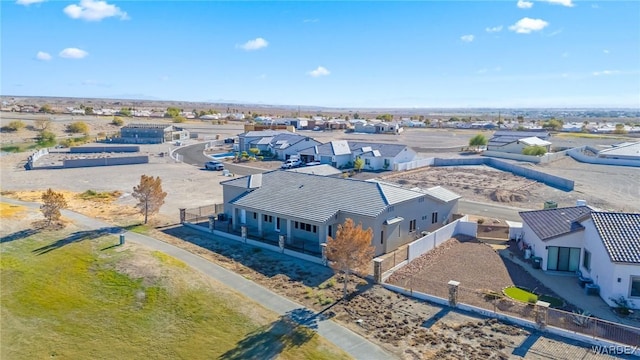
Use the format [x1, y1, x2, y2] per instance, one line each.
[118, 124, 189, 144]
[597, 142, 640, 161]
[237, 130, 320, 159]
[298, 140, 417, 170]
[487, 130, 552, 152]
[519, 206, 640, 308]
[221, 170, 460, 256]
[354, 120, 403, 134]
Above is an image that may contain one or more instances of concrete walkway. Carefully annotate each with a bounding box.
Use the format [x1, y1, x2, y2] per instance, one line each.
[1, 197, 392, 360]
[499, 249, 640, 328]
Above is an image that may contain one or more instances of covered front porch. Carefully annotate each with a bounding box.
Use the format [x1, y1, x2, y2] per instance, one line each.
[226, 207, 330, 256]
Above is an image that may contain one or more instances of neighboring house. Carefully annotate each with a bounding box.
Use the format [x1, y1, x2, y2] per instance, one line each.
[237, 130, 319, 159]
[220, 171, 460, 256]
[299, 140, 417, 170]
[519, 206, 640, 308]
[491, 136, 552, 154]
[401, 119, 427, 128]
[354, 120, 403, 134]
[118, 124, 189, 144]
[487, 130, 551, 152]
[597, 142, 640, 161]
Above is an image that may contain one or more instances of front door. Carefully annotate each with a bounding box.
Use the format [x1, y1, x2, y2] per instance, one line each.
[240, 209, 246, 224]
[547, 246, 580, 272]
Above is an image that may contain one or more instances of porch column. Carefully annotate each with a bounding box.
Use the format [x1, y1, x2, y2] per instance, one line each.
[257, 212, 263, 237]
[232, 207, 238, 231]
[286, 219, 292, 244]
[318, 224, 327, 248]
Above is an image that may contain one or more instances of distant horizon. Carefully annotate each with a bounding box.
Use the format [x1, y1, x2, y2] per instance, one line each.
[3, 94, 640, 112]
[3, 1, 639, 109]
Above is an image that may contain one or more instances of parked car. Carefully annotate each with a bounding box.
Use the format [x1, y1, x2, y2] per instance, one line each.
[281, 158, 303, 169]
[205, 161, 225, 171]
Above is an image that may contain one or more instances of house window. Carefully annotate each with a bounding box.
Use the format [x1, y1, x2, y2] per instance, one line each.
[381, 231, 384, 244]
[418, 197, 425, 203]
[388, 206, 395, 213]
[294, 221, 298, 229]
[384, 159, 390, 167]
[263, 215, 273, 223]
[583, 250, 591, 271]
[253, 213, 257, 219]
[365, 159, 370, 165]
[313, 225, 317, 233]
[431, 212, 438, 224]
[631, 277, 640, 298]
[409, 219, 417, 232]
[422, 215, 427, 221]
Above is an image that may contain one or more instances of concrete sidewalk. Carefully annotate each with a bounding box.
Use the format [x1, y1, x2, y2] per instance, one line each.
[1, 197, 392, 360]
[499, 249, 640, 328]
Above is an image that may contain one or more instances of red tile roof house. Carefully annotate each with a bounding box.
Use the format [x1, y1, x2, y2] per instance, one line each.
[519, 206, 640, 309]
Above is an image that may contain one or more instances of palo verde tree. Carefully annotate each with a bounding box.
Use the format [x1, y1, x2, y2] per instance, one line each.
[326, 218, 375, 299]
[40, 188, 67, 227]
[469, 134, 488, 151]
[132, 175, 167, 224]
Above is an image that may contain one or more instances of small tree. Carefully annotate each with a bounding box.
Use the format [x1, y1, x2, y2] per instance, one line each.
[37, 130, 57, 147]
[132, 175, 167, 224]
[35, 118, 51, 130]
[39, 104, 53, 114]
[469, 134, 487, 151]
[613, 123, 627, 134]
[326, 218, 375, 299]
[354, 157, 364, 172]
[248, 148, 260, 157]
[40, 188, 67, 227]
[119, 107, 132, 117]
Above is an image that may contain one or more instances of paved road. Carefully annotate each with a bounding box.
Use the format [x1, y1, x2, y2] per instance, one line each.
[174, 142, 265, 176]
[1, 197, 392, 360]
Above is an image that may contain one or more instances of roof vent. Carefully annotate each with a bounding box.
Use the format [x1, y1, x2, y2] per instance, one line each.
[576, 200, 587, 207]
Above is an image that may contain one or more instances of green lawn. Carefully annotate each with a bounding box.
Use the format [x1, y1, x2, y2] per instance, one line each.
[1, 230, 350, 360]
[503, 286, 564, 308]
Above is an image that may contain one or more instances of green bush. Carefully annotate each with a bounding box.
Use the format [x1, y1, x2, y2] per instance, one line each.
[522, 145, 547, 156]
[112, 117, 124, 126]
[172, 116, 186, 123]
[67, 121, 89, 134]
[37, 130, 57, 147]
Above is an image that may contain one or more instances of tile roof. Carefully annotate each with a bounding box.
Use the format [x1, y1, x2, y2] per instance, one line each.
[299, 140, 410, 158]
[286, 164, 342, 176]
[488, 130, 551, 148]
[590, 212, 640, 264]
[519, 206, 592, 240]
[223, 171, 427, 223]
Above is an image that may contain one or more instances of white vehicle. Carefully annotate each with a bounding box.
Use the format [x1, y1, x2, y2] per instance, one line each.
[281, 158, 303, 169]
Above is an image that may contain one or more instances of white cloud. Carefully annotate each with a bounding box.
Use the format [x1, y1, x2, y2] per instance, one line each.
[517, 0, 533, 9]
[540, 0, 574, 7]
[237, 37, 268, 51]
[16, 0, 46, 5]
[603, 49, 609, 54]
[485, 25, 503, 33]
[460, 34, 475, 42]
[59, 47, 88, 59]
[303, 19, 319, 23]
[308, 66, 330, 77]
[64, 0, 128, 21]
[592, 70, 620, 76]
[509, 17, 549, 34]
[36, 51, 52, 61]
[591, 4, 599, 8]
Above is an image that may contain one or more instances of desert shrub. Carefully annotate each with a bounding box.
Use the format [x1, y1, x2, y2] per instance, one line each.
[477, 218, 485, 224]
[2, 120, 25, 132]
[67, 121, 89, 134]
[112, 117, 124, 126]
[522, 145, 547, 156]
[172, 116, 186, 123]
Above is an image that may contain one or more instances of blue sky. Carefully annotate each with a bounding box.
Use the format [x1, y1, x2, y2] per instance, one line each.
[2, 0, 639, 108]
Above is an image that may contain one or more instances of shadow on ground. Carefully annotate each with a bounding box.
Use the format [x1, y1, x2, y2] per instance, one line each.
[219, 309, 316, 360]
[161, 224, 334, 287]
[1, 229, 40, 244]
[32, 227, 123, 255]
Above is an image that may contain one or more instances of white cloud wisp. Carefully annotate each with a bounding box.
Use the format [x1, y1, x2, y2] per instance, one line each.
[59, 48, 88, 59]
[36, 51, 52, 61]
[460, 34, 475, 42]
[540, 0, 574, 7]
[509, 17, 549, 34]
[486, 25, 503, 33]
[16, 0, 46, 5]
[237, 37, 269, 51]
[517, 0, 534, 9]
[64, 0, 128, 21]
[308, 66, 330, 77]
